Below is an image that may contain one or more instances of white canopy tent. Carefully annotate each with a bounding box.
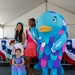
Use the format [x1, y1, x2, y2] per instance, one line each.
[0, 0, 75, 38]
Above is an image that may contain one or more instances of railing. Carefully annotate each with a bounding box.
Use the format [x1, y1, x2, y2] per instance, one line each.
[61, 57, 71, 65]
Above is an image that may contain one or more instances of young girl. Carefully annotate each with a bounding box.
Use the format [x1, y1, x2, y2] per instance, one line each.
[12, 48, 27, 75]
[24, 18, 38, 75]
[11, 22, 25, 56]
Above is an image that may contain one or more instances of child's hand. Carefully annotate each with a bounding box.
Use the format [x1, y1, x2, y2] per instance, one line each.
[11, 43, 14, 46]
[18, 58, 25, 66]
[15, 64, 18, 66]
[18, 64, 22, 66]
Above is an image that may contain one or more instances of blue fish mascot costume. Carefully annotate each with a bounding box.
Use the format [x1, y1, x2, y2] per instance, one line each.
[31, 11, 68, 75]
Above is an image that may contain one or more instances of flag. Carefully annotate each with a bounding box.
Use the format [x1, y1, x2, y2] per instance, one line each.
[0, 39, 13, 61]
[63, 39, 75, 65]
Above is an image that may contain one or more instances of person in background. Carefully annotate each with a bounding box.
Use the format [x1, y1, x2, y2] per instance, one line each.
[12, 48, 27, 75]
[24, 18, 38, 75]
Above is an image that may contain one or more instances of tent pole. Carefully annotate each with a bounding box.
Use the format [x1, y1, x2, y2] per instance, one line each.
[46, 0, 47, 11]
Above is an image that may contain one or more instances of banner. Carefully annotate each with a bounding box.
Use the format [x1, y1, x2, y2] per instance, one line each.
[63, 39, 75, 65]
[0, 39, 75, 65]
[0, 39, 14, 61]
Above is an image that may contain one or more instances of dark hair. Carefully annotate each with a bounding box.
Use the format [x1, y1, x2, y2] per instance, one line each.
[15, 22, 23, 42]
[29, 18, 36, 27]
[15, 48, 21, 52]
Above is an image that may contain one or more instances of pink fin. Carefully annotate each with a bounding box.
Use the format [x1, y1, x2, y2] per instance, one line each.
[40, 46, 44, 52]
[58, 56, 62, 60]
[58, 30, 64, 35]
[41, 58, 47, 68]
[62, 43, 66, 53]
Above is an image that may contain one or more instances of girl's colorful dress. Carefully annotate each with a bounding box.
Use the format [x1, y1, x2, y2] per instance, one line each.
[24, 30, 37, 57]
[12, 56, 26, 75]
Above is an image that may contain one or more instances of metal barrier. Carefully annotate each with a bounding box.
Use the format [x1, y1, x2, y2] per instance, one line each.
[61, 57, 71, 65]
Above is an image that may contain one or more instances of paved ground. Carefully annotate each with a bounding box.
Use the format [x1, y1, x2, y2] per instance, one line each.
[0, 64, 75, 75]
